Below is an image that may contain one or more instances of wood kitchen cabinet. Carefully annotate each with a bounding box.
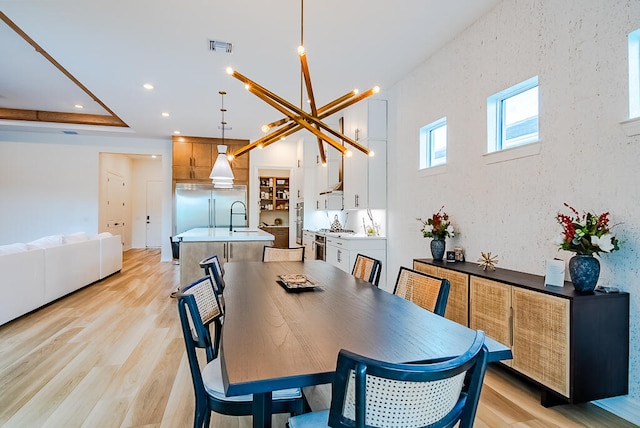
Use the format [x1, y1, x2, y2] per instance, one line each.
[172, 136, 250, 186]
[413, 258, 629, 406]
[260, 226, 289, 248]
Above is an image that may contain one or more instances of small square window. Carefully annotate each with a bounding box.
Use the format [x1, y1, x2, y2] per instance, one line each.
[419, 117, 447, 169]
[487, 76, 539, 153]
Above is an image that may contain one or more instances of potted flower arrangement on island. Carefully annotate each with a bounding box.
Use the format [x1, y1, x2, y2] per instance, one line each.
[555, 203, 620, 291]
[417, 206, 456, 261]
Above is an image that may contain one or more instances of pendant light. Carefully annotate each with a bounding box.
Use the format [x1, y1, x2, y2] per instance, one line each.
[210, 91, 234, 188]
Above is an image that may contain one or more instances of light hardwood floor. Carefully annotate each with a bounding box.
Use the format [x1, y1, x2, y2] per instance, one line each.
[0, 249, 635, 428]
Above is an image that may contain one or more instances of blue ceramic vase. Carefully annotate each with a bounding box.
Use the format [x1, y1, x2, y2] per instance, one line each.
[569, 254, 600, 292]
[430, 239, 446, 261]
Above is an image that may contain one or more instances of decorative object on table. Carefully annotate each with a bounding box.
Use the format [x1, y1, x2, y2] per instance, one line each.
[555, 203, 620, 292]
[446, 251, 456, 262]
[478, 251, 498, 271]
[454, 246, 465, 262]
[417, 206, 456, 261]
[278, 274, 320, 292]
[544, 258, 566, 287]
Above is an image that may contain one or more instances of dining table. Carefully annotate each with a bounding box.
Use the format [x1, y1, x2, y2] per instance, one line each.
[220, 260, 512, 428]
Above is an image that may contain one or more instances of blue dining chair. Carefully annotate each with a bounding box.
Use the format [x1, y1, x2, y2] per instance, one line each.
[351, 254, 381, 286]
[393, 266, 450, 316]
[289, 330, 488, 428]
[177, 276, 305, 427]
[199, 254, 225, 295]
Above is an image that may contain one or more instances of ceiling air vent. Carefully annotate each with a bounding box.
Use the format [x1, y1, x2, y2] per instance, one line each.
[209, 40, 233, 53]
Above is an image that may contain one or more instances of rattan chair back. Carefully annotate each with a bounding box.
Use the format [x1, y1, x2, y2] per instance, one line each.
[200, 255, 225, 292]
[393, 267, 450, 316]
[325, 331, 488, 428]
[262, 246, 305, 262]
[351, 254, 381, 286]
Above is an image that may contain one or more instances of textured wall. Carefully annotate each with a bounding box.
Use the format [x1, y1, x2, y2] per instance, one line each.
[387, 0, 640, 411]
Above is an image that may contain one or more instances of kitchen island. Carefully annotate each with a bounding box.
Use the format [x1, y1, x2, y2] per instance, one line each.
[175, 227, 274, 287]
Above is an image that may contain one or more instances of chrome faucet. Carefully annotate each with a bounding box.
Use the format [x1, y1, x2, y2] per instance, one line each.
[230, 200, 247, 231]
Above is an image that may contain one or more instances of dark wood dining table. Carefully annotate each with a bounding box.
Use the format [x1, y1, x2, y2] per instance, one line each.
[220, 260, 512, 428]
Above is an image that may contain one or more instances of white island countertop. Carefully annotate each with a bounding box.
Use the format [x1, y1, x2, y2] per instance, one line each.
[175, 227, 274, 242]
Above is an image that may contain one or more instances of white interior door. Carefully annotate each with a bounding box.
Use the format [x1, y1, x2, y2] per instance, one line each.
[106, 172, 126, 242]
[146, 181, 162, 247]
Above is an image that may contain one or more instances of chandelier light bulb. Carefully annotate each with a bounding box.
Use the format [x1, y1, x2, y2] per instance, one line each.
[353, 89, 359, 95]
[297, 46, 305, 55]
[368, 151, 375, 157]
[345, 150, 353, 157]
[245, 84, 251, 90]
[261, 124, 270, 133]
[257, 143, 264, 149]
[226, 67, 234, 75]
[373, 86, 380, 93]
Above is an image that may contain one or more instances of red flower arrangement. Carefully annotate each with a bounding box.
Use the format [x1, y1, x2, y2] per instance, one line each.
[555, 203, 620, 255]
[417, 206, 456, 240]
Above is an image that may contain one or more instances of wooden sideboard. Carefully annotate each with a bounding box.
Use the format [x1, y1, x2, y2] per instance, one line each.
[413, 258, 629, 406]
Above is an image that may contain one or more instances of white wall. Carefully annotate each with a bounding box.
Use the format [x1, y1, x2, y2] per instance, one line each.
[0, 131, 173, 261]
[387, 0, 640, 421]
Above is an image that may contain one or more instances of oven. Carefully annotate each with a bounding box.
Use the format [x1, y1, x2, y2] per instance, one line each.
[314, 234, 326, 261]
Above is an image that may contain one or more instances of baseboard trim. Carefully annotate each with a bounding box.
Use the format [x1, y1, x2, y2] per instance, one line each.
[593, 396, 640, 425]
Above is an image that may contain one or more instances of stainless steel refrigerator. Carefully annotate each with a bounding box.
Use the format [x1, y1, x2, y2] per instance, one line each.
[175, 183, 247, 234]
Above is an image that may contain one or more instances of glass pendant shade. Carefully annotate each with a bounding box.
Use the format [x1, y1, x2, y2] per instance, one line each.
[210, 145, 234, 188]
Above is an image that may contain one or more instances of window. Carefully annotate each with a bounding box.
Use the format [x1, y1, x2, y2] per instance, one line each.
[419, 117, 447, 169]
[487, 76, 539, 153]
[629, 29, 640, 119]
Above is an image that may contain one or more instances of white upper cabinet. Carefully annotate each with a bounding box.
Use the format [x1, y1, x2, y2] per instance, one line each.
[342, 99, 387, 210]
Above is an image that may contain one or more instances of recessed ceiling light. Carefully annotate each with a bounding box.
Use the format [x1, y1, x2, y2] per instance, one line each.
[161, 112, 170, 117]
[151, 155, 157, 159]
[74, 104, 83, 109]
[173, 130, 181, 135]
[143, 83, 154, 90]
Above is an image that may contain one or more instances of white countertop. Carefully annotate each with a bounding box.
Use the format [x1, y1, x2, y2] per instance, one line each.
[305, 229, 386, 240]
[175, 227, 274, 242]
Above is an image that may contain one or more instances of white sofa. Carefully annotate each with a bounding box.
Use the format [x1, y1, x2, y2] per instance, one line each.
[0, 232, 122, 325]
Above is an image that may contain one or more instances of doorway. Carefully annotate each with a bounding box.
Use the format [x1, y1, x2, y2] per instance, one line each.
[146, 181, 162, 247]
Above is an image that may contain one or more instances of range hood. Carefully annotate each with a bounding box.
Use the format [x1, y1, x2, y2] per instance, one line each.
[320, 181, 343, 195]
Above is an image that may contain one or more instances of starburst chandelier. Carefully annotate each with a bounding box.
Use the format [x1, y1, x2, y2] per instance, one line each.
[226, 0, 379, 164]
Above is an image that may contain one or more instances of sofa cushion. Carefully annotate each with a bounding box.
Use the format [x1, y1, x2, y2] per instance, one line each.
[27, 235, 64, 249]
[63, 232, 90, 244]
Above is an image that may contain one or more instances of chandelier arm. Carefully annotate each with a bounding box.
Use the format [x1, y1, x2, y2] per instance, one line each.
[231, 92, 373, 158]
[298, 51, 327, 164]
[230, 69, 348, 142]
[246, 86, 346, 154]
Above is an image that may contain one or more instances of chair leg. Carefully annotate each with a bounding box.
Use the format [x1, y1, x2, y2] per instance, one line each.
[194, 403, 207, 428]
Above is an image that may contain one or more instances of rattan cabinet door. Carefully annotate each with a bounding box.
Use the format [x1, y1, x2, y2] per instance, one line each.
[437, 269, 468, 327]
[512, 288, 570, 397]
[412, 262, 469, 326]
[469, 277, 511, 355]
[412, 261, 438, 276]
